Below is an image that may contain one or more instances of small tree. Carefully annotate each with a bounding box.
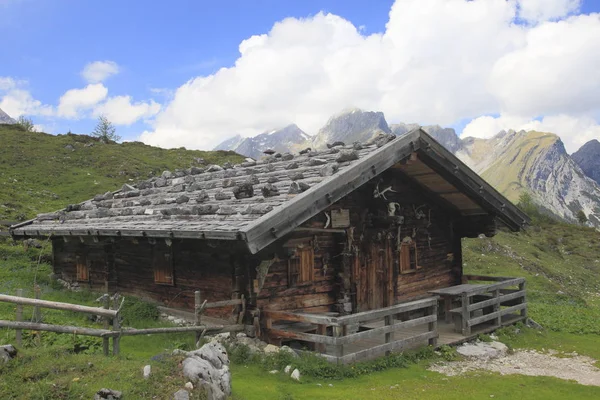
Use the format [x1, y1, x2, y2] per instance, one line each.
[576, 210, 588, 225]
[92, 115, 120, 142]
[16, 116, 36, 132]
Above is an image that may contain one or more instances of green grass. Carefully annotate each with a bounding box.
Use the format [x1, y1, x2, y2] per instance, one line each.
[0, 124, 243, 221]
[231, 363, 600, 400]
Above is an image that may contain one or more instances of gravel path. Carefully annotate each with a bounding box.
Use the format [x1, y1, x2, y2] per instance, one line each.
[429, 349, 600, 386]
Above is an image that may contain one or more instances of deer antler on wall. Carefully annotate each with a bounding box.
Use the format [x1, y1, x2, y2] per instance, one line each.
[373, 181, 397, 200]
[323, 212, 331, 229]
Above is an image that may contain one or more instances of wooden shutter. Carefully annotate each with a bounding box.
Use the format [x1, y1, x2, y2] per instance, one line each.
[288, 246, 314, 286]
[76, 255, 89, 281]
[400, 242, 419, 273]
[153, 248, 174, 285]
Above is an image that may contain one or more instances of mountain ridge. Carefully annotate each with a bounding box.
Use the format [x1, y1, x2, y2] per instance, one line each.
[0, 108, 16, 124]
[214, 108, 600, 228]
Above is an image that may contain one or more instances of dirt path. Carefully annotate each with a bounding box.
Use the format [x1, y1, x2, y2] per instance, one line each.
[429, 349, 600, 386]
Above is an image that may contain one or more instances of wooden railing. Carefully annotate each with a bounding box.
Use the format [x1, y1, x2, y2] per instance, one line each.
[457, 275, 527, 335]
[0, 290, 122, 356]
[0, 289, 248, 356]
[264, 297, 438, 364]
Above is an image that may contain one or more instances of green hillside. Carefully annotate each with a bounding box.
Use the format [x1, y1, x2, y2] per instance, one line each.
[0, 124, 244, 221]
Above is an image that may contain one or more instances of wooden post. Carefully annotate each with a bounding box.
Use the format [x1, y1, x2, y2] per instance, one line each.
[34, 285, 41, 346]
[384, 315, 392, 356]
[102, 295, 110, 356]
[461, 292, 470, 336]
[428, 303, 438, 347]
[112, 295, 120, 355]
[15, 289, 23, 346]
[316, 324, 327, 353]
[33, 285, 41, 323]
[333, 325, 345, 362]
[195, 291, 202, 345]
[493, 289, 501, 328]
[519, 281, 527, 319]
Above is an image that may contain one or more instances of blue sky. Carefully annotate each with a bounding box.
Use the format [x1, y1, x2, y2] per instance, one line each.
[1, 0, 600, 152]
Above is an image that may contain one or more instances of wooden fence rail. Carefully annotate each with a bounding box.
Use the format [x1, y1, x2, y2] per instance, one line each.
[264, 297, 439, 364]
[456, 275, 527, 335]
[0, 289, 247, 356]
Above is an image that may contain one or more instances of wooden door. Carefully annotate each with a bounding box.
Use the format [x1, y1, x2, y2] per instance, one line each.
[354, 242, 393, 312]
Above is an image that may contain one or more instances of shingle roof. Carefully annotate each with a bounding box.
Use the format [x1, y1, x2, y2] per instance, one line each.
[11, 128, 529, 253]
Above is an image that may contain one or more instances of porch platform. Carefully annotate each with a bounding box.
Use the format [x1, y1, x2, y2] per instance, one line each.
[263, 275, 527, 364]
[336, 313, 525, 356]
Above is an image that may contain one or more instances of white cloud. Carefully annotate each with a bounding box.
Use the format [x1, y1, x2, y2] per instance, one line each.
[81, 61, 120, 83]
[93, 95, 161, 125]
[462, 113, 600, 153]
[141, 0, 600, 150]
[0, 77, 53, 118]
[57, 83, 108, 118]
[518, 0, 581, 23]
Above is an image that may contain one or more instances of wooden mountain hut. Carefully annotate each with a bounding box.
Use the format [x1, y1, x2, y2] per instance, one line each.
[11, 128, 530, 363]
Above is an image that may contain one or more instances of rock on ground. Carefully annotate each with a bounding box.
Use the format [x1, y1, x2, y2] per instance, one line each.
[93, 388, 122, 400]
[0, 345, 17, 364]
[455, 341, 508, 359]
[143, 364, 151, 379]
[174, 389, 190, 400]
[182, 341, 231, 400]
[291, 369, 301, 381]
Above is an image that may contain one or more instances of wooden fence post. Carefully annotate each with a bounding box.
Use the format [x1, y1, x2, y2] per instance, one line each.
[428, 303, 438, 347]
[102, 295, 110, 356]
[195, 291, 202, 345]
[15, 289, 23, 346]
[33, 285, 41, 323]
[384, 315, 392, 355]
[461, 292, 470, 336]
[112, 295, 120, 355]
[333, 325, 345, 362]
[519, 281, 527, 319]
[493, 289, 501, 328]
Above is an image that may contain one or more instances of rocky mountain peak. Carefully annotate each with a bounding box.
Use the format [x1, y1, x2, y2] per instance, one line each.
[572, 139, 600, 185]
[311, 108, 391, 149]
[213, 124, 310, 159]
[0, 108, 16, 124]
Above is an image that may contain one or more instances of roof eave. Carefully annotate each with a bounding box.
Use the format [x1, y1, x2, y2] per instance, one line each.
[242, 128, 424, 254]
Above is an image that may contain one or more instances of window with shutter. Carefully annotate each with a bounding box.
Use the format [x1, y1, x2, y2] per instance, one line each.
[153, 248, 174, 285]
[288, 246, 314, 286]
[76, 255, 89, 281]
[400, 241, 420, 274]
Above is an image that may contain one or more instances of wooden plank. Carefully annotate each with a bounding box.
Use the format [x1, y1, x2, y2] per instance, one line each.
[338, 314, 436, 345]
[466, 290, 525, 312]
[466, 278, 525, 296]
[463, 274, 516, 282]
[205, 299, 244, 308]
[0, 294, 118, 318]
[468, 303, 527, 327]
[264, 310, 339, 326]
[339, 331, 437, 364]
[266, 328, 338, 345]
[0, 320, 116, 337]
[118, 324, 245, 336]
[336, 297, 438, 326]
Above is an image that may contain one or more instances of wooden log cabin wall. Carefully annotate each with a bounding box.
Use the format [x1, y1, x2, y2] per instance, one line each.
[252, 166, 463, 315]
[52, 238, 248, 319]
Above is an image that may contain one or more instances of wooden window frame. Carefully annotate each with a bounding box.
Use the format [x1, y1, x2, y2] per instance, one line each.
[288, 246, 315, 287]
[76, 255, 90, 282]
[400, 241, 421, 274]
[153, 246, 174, 286]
